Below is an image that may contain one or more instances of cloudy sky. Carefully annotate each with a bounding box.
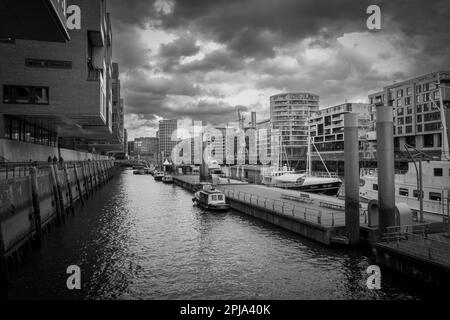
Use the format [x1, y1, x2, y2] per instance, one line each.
[108, 0, 450, 140]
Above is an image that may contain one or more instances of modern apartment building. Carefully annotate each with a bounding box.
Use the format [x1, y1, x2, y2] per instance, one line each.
[0, 0, 116, 161]
[270, 93, 319, 167]
[308, 103, 376, 173]
[158, 120, 178, 161]
[369, 71, 450, 161]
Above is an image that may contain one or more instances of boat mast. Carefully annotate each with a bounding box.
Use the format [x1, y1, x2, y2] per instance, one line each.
[307, 124, 312, 176]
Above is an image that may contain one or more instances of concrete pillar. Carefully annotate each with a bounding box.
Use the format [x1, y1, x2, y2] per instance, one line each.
[344, 113, 360, 245]
[376, 106, 396, 241]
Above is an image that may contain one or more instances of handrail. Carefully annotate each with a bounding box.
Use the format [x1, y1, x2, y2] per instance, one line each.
[218, 186, 366, 227]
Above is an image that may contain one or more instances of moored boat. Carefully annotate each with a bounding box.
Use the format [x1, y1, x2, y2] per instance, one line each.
[162, 175, 174, 183]
[133, 165, 145, 175]
[192, 184, 229, 211]
[154, 171, 165, 181]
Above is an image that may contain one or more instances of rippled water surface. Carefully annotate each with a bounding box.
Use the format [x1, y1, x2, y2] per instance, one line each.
[2, 170, 441, 299]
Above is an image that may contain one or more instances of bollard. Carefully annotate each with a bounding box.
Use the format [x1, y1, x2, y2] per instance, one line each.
[63, 164, 76, 216]
[376, 106, 396, 240]
[29, 166, 42, 247]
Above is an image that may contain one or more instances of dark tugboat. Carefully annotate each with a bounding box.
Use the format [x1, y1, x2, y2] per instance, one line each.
[192, 183, 229, 211]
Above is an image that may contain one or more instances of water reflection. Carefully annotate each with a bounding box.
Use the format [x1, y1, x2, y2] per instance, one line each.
[2, 170, 441, 300]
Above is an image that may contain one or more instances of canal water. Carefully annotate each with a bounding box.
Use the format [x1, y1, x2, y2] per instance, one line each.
[1, 170, 442, 299]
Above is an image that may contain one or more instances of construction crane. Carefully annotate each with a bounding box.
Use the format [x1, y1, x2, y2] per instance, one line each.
[237, 109, 245, 129]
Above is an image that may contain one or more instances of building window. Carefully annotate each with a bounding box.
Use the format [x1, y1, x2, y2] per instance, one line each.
[424, 134, 434, 148]
[405, 125, 412, 134]
[397, 90, 403, 98]
[405, 97, 411, 105]
[3, 116, 57, 147]
[397, 108, 404, 116]
[398, 117, 404, 125]
[405, 116, 412, 124]
[434, 168, 443, 176]
[416, 85, 422, 93]
[423, 83, 430, 92]
[398, 126, 403, 134]
[416, 124, 422, 132]
[407, 87, 412, 95]
[399, 188, 409, 196]
[434, 91, 440, 100]
[397, 99, 402, 107]
[424, 123, 440, 132]
[373, 184, 378, 191]
[429, 192, 442, 201]
[3, 85, 49, 105]
[25, 58, 72, 69]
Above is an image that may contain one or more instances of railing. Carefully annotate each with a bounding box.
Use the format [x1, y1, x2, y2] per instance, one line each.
[219, 187, 367, 227]
[382, 224, 450, 267]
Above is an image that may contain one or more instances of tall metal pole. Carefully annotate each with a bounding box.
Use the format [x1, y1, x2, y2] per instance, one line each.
[418, 157, 424, 222]
[344, 113, 360, 245]
[376, 106, 396, 241]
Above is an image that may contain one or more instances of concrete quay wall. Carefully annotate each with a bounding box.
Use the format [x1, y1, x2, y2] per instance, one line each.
[0, 160, 117, 282]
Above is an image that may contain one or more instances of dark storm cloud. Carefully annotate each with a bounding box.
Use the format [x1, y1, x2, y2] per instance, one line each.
[124, 71, 200, 96]
[159, 36, 200, 58]
[108, 0, 450, 137]
[108, 0, 159, 29]
[161, 0, 375, 58]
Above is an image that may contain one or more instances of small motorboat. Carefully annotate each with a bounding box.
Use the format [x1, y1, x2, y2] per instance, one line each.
[154, 171, 165, 181]
[192, 183, 229, 211]
[162, 175, 174, 183]
[133, 165, 145, 175]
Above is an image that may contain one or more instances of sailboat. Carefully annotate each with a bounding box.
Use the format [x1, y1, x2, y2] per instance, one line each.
[267, 124, 343, 196]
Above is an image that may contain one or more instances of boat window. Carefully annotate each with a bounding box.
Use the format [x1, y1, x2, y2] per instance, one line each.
[434, 168, 443, 177]
[359, 179, 365, 187]
[217, 195, 223, 201]
[373, 184, 378, 191]
[429, 192, 442, 201]
[399, 188, 409, 196]
[211, 195, 218, 201]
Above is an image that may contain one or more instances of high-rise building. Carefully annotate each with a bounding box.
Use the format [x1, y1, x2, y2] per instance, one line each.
[369, 71, 450, 161]
[158, 120, 178, 161]
[270, 93, 319, 167]
[134, 137, 158, 159]
[123, 129, 128, 156]
[0, 0, 116, 161]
